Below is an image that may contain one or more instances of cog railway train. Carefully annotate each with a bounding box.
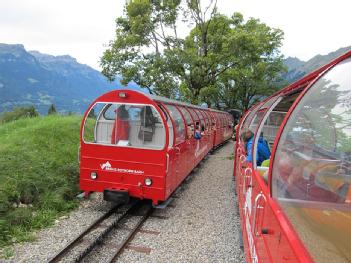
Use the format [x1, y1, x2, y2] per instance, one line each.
[79, 91, 233, 205]
[234, 50, 351, 263]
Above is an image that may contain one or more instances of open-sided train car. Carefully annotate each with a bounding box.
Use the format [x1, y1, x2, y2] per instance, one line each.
[234, 50, 351, 263]
[79, 90, 233, 205]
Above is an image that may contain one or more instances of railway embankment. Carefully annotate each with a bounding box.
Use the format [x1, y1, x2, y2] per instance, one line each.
[0, 115, 82, 254]
[3, 141, 244, 262]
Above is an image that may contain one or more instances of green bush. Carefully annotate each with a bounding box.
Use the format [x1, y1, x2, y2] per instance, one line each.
[0, 115, 82, 247]
[0, 106, 39, 124]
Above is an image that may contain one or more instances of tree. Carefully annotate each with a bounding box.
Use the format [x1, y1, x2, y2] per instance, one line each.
[102, 0, 285, 108]
[48, 104, 57, 115]
[180, 12, 286, 110]
[101, 0, 183, 97]
[220, 15, 286, 111]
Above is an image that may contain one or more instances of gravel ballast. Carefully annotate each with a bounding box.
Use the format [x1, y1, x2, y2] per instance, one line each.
[2, 141, 244, 262]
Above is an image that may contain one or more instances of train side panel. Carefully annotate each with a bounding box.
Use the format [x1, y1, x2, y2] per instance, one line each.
[235, 50, 351, 262]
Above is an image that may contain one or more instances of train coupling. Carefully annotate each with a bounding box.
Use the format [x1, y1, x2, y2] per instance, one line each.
[103, 189, 130, 204]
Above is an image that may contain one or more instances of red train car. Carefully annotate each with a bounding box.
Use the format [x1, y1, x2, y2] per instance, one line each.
[79, 90, 233, 205]
[234, 50, 351, 263]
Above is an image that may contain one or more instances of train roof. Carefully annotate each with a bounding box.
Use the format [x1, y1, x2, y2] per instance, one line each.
[246, 50, 351, 112]
[144, 93, 228, 114]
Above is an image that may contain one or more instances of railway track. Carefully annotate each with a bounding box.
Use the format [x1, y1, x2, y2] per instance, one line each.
[48, 200, 154, 263]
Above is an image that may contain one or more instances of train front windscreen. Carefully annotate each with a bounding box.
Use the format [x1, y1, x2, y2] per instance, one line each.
[83, 103, 166, 150]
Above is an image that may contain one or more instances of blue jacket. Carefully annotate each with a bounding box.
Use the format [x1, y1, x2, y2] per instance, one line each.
[246, 136, 271, 166]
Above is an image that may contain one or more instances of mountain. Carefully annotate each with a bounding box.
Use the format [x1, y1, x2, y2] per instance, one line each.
[0, 44, 141, 114]
[283, 46, 351, 83]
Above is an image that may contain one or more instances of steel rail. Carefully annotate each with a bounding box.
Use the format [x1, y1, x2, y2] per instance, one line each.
[74, 201, 140, 262]
[48, 204, 122, 263]
[108, 204, 154, 263]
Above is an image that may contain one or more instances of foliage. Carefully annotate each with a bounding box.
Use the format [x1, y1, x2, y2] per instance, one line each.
[102, 0, 286, 109]
[101, 0, 183, 97]
[0, 115, 82, 247]
[47, 104, 57, 115]
[0, 106, 39, 124]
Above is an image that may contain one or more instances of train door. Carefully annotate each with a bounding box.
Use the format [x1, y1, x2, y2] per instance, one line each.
[203, 111, 214, 149]
[177, 106, 195, 176]
[207, 111, 216, 147]
[214, 112, 222, 146]
[236, 95, 280, 262]
[244, 88, 310, 262]
[247, 96, 282, 262]
[187, 108, 201, 166]
[158, 103, 177, 197]
[165, 104, 187, 185]
[194, 109, 207, 161]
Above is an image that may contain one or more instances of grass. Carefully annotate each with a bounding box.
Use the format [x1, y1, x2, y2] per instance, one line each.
[0, 115, 82, 249]
[226, 154, 234, 160]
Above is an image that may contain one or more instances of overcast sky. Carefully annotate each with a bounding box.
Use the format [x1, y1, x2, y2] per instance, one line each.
[0, 0, 350, 70]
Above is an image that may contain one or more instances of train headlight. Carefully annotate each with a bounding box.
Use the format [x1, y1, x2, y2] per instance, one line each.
[145, 178, 152, 186]
[119, 92, 127, 98]
[90, 172, 98, 180]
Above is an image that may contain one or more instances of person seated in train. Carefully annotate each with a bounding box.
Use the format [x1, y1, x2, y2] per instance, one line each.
[195, 123, 202, 140]
[111, 105, 130, 144]
[138, 106, 156, 142]
[187, 125, 194, 139]
[241, 129, 271, 166]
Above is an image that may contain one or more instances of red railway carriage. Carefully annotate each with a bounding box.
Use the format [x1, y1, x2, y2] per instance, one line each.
[234, 50, 351, 263]
[79, 90, 233, 205]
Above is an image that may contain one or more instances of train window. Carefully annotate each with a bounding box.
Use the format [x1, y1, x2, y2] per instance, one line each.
[83, 103, 165, 150]
[216, 113, 221, 128]
[178, 106, 193, 125]
[165, 105, 186, 145]
[197, 110, 207, 131]
[188, 108, 199, 122]
[194, 109, 205, 131]
[178, 106, 194, 139]
[157, 103, 174, 148]
[272, 58, 351, 263]
[203, 111, 211, 131]
[188, 108, 200, 133]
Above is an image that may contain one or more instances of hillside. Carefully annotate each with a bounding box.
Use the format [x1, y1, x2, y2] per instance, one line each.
[0, 115, 82, 246]
[0, 44, 140, 114]
[283, 46, 351, 83]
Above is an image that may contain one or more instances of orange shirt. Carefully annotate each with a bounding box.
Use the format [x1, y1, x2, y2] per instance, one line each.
[111, 119, 130, 144]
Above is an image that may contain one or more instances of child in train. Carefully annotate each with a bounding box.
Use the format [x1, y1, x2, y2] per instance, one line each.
[194, 122, 202, 140]
[187, 125, 194, 139]
[241, 129, 271, 166]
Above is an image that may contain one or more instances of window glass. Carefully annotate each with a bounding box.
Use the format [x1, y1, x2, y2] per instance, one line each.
[272, 58, 351, 263]
[203, 111, 211, 130]
[216, 113, 221, 128]
[188, 108, 199, 121]
[198, 110, 207, 131]
[83, 103, 165, 150]
[209, 112, 216, 128]
[194, 109, 204, 120]
[166, 105, 186, 145]
[263, 111, 286, 143]
[179, 106, 193, 124]
[158, 103, 174, 148]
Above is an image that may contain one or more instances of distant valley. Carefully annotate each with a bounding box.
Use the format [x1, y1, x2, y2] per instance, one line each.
[0, 43, 350, 114]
